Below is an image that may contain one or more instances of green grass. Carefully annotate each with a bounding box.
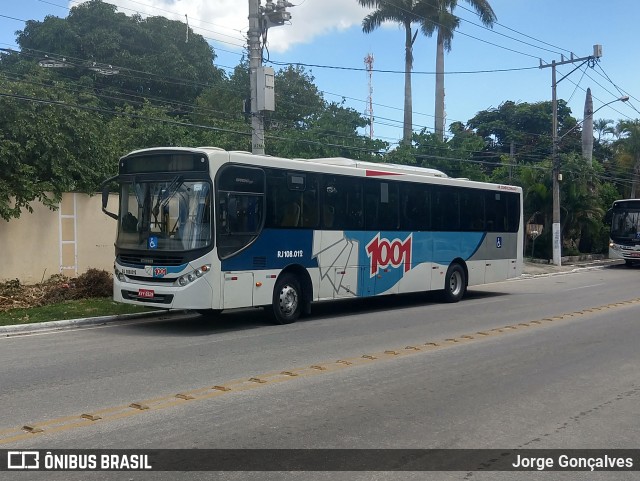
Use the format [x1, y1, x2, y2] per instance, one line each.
[0, 298, 157, 327]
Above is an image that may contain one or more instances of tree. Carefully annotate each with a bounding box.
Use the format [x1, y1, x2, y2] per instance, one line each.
[386, 124, 488, 181]
[16, 0, 222, 107]
[594, 118, 614, 144]
[593, 118, 615, 169]
[193, 62, 386, 158]
[0, 67, 111, 220]
[267, 100, 387, 160]
[559, 154, 604, 253]
[615, 119, 640, 198]
[467, 100, 578, 167]
[420, 0, 496, 140]
[357, 0, 435, 144]
[271, 65, 326, 129]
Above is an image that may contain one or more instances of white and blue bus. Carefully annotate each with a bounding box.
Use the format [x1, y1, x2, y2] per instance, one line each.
[607, 199, 640, 266]
[101, 147, 523, 324]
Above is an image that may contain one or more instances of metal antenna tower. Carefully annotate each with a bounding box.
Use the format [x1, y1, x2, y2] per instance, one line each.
[364, 53, 374, 139]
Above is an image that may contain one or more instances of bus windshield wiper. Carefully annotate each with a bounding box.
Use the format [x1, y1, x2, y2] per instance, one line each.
[151, 176, 183, 223]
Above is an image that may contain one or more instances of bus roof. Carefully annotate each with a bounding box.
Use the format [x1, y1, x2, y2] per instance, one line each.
[123, 147, 521, 193]
[297, 157, 448, 178]
[612, 199, 640, 209]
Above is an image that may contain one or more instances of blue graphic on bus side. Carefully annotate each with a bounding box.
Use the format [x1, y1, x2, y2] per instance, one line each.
[220, 229, 318, 271]
[345, 231, 485, 296]
[148, 236, 158, 249]
[220, 229, 487, 297]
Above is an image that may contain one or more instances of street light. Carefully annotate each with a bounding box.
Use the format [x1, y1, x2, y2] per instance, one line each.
[558, 95, 629, 141]
[551, 94, 629, 265]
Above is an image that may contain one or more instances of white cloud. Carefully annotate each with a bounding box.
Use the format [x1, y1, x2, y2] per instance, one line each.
[75, 0, 372, 53]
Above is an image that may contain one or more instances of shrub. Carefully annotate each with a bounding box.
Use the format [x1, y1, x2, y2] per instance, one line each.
[43, 269, 113, 303]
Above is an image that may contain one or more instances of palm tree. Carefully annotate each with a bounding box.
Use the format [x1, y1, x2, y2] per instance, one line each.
[615, 120, 640, 198]
[358, 1, 435, 144]
[420, 0, 497, 141]
[593, 118, 614, 144]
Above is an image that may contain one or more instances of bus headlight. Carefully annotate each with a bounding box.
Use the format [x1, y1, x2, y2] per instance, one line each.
[178, 265, 211, 287]
[114, 268, 126, 282]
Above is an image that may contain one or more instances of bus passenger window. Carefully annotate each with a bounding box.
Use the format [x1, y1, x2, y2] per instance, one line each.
[323, 205, 335, 228]
[280, 202, 301, 227]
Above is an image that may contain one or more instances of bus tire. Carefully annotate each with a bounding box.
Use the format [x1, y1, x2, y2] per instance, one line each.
[443, 263, 466, 303]
[269, 274, 301, 324]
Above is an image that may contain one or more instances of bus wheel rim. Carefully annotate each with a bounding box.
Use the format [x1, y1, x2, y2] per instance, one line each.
[449, 271, 461, 296]
[279, 285, 298, 316]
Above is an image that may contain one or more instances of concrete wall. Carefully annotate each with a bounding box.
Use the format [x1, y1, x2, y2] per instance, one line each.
[1, 193, 117, 284]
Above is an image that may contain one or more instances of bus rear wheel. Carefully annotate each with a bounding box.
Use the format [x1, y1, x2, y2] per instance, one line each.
[443, 263, 466, 303]
[269, 274, 301, 324]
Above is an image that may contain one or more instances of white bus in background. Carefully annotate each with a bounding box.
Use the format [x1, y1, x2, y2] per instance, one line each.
[607, 199, 640, 266]
[101, 147, 523, 324]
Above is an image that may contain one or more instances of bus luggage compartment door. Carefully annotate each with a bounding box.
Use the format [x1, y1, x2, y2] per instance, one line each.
[333, 267, 362, 298]
[223, 272, 254, 309]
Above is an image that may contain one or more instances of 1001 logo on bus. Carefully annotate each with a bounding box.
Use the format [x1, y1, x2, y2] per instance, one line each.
[365, 233, 412, 277]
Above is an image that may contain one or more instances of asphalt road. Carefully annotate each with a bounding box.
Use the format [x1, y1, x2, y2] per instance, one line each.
[1, 264, 639, 480]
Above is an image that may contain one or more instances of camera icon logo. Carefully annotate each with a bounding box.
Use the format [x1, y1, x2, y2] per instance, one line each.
[7, 451, 40, 469]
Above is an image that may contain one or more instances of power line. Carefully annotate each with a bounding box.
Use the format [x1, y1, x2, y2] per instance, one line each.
[2, 90, 636, 187]
[266, 58, 539, 75]
[592, 64, 640, 116]
[453, 2, 572, 55]
[374, 0, 550, 60]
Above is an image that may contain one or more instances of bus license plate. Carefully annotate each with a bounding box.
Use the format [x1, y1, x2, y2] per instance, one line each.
[138, 289, 154, 298]
[629, 252, 640, 258]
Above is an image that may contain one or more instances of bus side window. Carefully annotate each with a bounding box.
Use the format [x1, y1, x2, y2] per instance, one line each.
[301, 189, 319, 228]
[461, 189, 484, 231]
[280, 202, 301, 227]
[365, 180, 397, 230]
[486, 192, 505, 232]
[323, 205, 334, 228]
[433, 187, 459, 231]
[400, 183, 430, 231]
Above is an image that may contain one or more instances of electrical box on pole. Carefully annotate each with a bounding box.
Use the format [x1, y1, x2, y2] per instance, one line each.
[593, 44, 602, 58]
[257, 66, 275, 111]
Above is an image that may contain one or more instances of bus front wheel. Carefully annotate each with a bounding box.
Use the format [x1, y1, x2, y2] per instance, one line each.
[269, 274, 301, 324]
[443, 263, 466, 303]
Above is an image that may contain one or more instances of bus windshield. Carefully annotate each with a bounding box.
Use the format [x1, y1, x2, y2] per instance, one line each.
[116, 177, 212, 251]
[611, 209, 640, 242]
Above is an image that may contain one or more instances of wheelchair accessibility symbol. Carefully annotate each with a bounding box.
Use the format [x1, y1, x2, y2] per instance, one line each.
[148, 236, 158, 249]
[496, 236, 502, 248]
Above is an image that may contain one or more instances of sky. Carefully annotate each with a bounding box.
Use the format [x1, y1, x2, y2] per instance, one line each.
[1, 0, 639, 148]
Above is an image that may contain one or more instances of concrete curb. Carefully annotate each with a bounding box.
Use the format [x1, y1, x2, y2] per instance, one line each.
[0, 310, 177, 337]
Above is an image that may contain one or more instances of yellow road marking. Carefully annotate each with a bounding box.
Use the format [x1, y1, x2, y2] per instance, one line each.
[1, 296, 639, 445]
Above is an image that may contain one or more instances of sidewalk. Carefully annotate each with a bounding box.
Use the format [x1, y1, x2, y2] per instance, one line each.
[522, 257, 623, 276]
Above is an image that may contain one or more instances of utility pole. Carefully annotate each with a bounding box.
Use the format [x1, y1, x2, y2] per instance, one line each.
[539, 46, 601, 266]
[582, 88, 594, 166]
[248, 0, 263, 154]
[509, 140, 515, 183]
[247, 0, 293, 155]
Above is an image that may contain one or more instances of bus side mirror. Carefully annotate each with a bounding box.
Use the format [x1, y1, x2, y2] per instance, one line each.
[101, 175, 119, 220]
[604, 208, 612, 225]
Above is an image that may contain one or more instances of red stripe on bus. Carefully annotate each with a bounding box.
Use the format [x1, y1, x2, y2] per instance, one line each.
[365, 170, 403, 177]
